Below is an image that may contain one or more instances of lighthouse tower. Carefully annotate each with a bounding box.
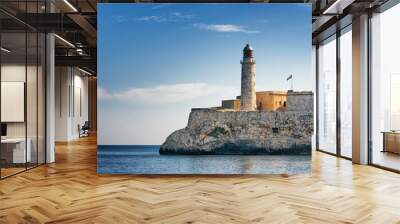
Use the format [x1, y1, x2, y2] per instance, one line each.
[240, 44, 256, 110]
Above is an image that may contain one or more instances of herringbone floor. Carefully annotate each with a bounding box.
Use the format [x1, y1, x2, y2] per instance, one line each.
[1, 135, 400, 224]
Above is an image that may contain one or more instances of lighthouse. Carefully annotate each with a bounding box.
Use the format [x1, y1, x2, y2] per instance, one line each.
[240, 43, 256, 110]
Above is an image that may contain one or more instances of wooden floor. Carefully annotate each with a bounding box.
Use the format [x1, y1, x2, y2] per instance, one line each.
[1, 167, 26, 178]
[1, 135, 400, 223]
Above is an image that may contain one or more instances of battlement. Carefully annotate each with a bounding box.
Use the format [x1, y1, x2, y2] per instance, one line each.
[219, 90, 313, 112]
[286, 91, 313, 111]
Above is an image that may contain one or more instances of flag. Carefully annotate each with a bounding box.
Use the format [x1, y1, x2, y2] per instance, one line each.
[286, 74, 293, 81]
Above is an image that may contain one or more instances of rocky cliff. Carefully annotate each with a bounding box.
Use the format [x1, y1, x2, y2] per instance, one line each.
[160, 93, 313, 155]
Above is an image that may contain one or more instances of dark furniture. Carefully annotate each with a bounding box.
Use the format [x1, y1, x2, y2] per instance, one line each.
[382, 131, 400, 154]
[79, 121, 90, 138]
[1, 123, 7, 137]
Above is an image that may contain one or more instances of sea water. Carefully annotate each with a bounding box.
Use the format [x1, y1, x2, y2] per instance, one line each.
[97, 145, 311, 174]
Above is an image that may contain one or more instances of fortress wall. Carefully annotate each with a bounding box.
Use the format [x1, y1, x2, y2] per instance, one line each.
[286, 91, 313, 112]
[161, 108, 313, 154]
[188, 108, 313, 143]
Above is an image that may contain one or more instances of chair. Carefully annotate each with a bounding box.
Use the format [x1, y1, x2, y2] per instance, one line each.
[79, 121, 90, 138]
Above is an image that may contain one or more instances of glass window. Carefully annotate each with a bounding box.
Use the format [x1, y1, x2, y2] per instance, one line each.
[27, 30, 38, 169]
[318, 35, 337, 154]
[371, 3, 400, 171]
[1, 31, 28, 178]
[0, 1, 46, 179]
[339, 27, 352, 158]
[312, 45, 317, 150]
[38, 32, 46, 165]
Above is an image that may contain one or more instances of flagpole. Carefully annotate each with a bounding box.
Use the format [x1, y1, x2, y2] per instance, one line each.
[286, 74, 293, 91]
[291, 76, 293, 91]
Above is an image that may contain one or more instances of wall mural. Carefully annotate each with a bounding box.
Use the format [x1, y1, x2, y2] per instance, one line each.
[97, 3, 313, 174]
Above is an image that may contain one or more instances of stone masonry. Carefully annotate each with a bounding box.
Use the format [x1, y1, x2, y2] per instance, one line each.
[160, 92, 314, 155]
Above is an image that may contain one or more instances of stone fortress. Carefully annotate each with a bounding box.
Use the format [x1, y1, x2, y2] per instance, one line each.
[160, 44, 313, 155]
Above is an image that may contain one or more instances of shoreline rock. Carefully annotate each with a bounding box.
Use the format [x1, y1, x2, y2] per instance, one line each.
[160, 106, 313, 155]
[159, 141, 311, 155]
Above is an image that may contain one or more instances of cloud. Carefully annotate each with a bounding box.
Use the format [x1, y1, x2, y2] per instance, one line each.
[169, 12, 194, 20]
[135, 12, 194, 23]
[136, 16, 166, 22]
[194, 23, 260, 34]
[99, 83, 237, 105]
[98, 87, 113, 100]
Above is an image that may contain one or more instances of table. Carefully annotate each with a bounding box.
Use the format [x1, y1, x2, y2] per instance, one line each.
[381, 131, 400, 154]
[1, 138, 32, 163]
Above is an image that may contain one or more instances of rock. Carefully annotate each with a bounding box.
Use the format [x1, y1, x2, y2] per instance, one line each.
[159, 106, 313, 155]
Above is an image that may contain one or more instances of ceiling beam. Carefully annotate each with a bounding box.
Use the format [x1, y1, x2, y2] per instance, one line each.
[67, 13, 97, 46]
[55, 55, 96, 72]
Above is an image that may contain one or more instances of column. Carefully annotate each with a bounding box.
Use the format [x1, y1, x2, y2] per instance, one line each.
[352, 14, 369, 164]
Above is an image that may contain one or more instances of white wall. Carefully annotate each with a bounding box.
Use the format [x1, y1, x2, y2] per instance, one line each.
[1, 65, 27, 143]
[1, 63, 46, 164]
[71, 72, 89, 138]
[55, 67, 89, 141]
[1, 65, 37, 137]
[55, 67, 70, 141]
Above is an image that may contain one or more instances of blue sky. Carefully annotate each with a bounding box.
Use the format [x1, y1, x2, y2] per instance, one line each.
[98, 3, 312, 145]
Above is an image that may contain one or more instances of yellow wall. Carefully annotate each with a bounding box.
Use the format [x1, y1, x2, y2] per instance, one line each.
[256, 91, 287, 111]
[221, 91, 288, 111]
